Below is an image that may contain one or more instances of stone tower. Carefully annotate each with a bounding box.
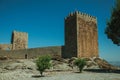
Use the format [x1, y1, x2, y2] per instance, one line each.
[11, 31, 28, 50]
[63, 11, 99, 58]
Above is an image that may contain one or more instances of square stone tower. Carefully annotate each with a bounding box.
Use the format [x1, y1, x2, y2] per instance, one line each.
[63, 11, 99, 58]
[11, 31, 28, 50]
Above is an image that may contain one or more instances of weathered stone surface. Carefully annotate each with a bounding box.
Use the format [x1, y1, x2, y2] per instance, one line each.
[0, 46, 62, 59]
[63, 11, 99, 58]
[11, 31, 28, 50]
[94, 57, 117, 70]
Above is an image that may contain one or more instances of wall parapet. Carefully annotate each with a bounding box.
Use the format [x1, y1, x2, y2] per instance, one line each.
[0, 46, 62, 59]
[0, 44, 12, 50]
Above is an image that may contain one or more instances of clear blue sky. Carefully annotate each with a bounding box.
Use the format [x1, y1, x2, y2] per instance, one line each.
[0, 0, 119, 61]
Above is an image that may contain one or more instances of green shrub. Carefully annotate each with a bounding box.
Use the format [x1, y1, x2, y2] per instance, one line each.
[36, 55, 51, 76]
[74, 58, 86, 73]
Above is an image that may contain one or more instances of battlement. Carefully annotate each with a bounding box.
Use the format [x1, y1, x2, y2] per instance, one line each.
[65, 11, 97, 23]
[13, 30, 28, 36]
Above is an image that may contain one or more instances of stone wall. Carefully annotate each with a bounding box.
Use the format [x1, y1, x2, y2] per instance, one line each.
[64, 14, 77, 58]
[0, 46, 62, 59]
[77, 15, 99, 57]
[0, 44, 12, 50]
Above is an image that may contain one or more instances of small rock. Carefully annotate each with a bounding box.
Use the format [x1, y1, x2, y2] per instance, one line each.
[27, 67, 33, 70]
[0, 56, 8, 60]
[4, 65, 14, 70]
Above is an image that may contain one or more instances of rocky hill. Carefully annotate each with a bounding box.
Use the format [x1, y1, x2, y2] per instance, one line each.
[0, 57, 120, 80]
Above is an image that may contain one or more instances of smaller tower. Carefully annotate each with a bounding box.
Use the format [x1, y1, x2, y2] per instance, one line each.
[11, 31, 28, 50]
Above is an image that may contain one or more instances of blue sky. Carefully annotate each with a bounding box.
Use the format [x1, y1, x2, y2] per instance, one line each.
[0, 0, 120, 61]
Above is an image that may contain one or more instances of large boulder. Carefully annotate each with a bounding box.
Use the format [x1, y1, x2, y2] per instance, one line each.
[94, 57, 117, 70]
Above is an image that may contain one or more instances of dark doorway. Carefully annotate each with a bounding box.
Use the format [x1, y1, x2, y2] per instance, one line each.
[25, 54, 27, 59]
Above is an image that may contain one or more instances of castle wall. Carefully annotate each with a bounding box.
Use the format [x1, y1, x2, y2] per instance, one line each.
[76, 11, 99, 58]
[0, 11, 99, 59]
[77, 17, 99, 57]
[0, 46, 62, 59]
[0, 44, 12, 50]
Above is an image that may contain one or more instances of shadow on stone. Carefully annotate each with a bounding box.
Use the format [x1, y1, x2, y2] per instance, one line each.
[74, 71, 82, 73]
[32, 75, 44, 78]
[84, 69, 120, 74]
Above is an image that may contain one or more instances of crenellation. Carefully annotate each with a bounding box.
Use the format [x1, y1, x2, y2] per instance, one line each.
[69, 12, 73, 16]
[65, 11, 97, 23]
